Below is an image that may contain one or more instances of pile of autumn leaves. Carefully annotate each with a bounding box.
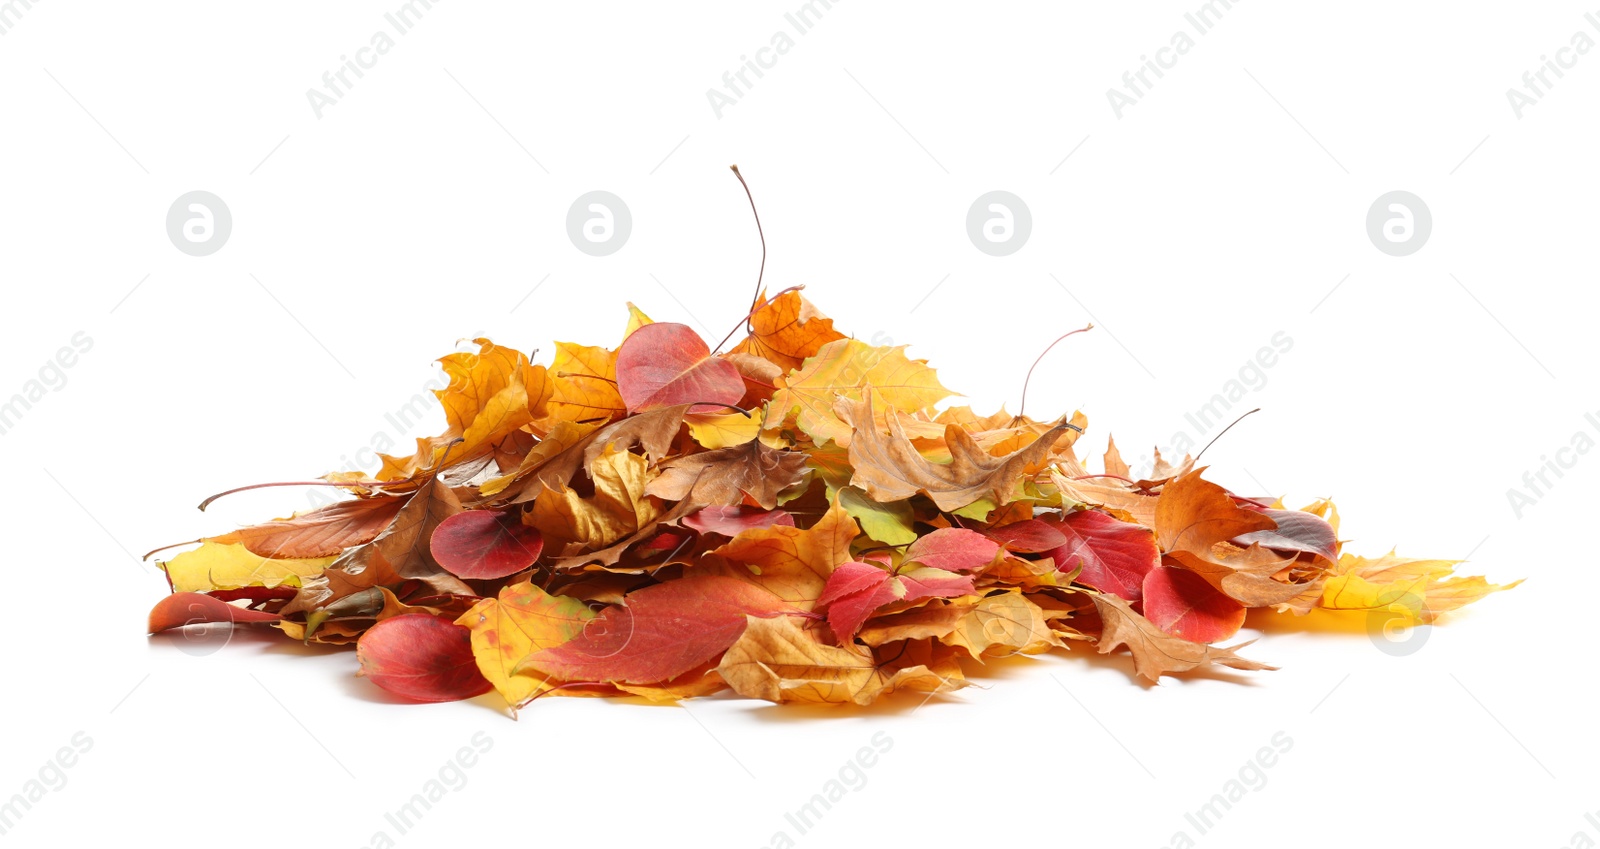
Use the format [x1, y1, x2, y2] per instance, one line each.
[147, 291, 1515, 709]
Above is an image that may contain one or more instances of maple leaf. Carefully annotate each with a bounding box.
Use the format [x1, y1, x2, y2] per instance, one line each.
[378, 339, 550, 481]
[730, 288, 847, 373]
[765, 338, 951, 447]
[544, 341, 625, 425]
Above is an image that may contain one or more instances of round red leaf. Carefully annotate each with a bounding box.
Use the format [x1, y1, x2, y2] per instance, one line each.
[615, 322, 745, 414]
[356, 614, 492, 702]
[430, 510, 544, 580]
[1141, 566, 1247, 643]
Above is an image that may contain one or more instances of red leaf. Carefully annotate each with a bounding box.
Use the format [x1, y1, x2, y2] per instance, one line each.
[356, 614, 492, 702]
[982, 519, 1069, 553]
[896, 567, 975, 601]
[642, 530, 692, 551]
[816, 561, 898, 641]
[615, 323, 746, 414]
[903, 527, 1000, 573]
[1233, 509, 1338, 563]
[148, 592, 282, 634]
[1141, 566, 1247, 643]
[817, 561, 975, 643]
[523, 575, 795, 684]
[429, 510, 544, 580]
[210, 495, 405, 559]
[1045, 510, 1160, 601]
[682, 505, 796, 537]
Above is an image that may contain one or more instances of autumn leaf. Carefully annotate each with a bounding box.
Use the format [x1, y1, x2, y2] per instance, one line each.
[1233, 508, 1340, 564]
[1088, 593, 1273, 682]
[702, 495, 859, 609]
[615, 323, 745, 414]
[717, 615, 964, 705]
[981, 518, 1068, 554]
[545, 341, 625, 425]
[430, 510, 544, 580]
[520, 575, 797, 684]
[356, 614, 493, 702]
[455, 581, 596, 706]
[939, 590, 1060, 659]
[841, 394, 1074, 512]
[730, 289, 847, 372]
[1320, 551, 1521, 623]
[902, 527, 1002, 573]
[482, 420, 600, 501]
[816, 559, 975, 643]
[207, 496, 404, 560]
[681, 505, 796, 537]
[765, 338, 951, 446]
[684, 408, 763, 449]
[644, 439, 810, 510]
[530, 447, 662, 551]
[1141, 565, 1247, 643]
[148, 591, 283, 633]
[837, 485, 916, 546]
[159, 542, 337, 594]
[1043, 509, 1160, 602]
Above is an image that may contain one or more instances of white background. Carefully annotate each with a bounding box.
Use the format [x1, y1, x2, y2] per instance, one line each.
[2, 1, 1592, 846]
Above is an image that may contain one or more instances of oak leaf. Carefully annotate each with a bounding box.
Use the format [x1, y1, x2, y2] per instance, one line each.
[842, 394, 1074, 512]
[1088, 593, 1274, 682]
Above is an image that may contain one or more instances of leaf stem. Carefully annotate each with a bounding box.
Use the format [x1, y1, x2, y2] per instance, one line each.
[1018, 324, 1094, 421]
[713, 164, 767, 354]
[197, 479, 410, 512]
[1193, 408, 1261, 466]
